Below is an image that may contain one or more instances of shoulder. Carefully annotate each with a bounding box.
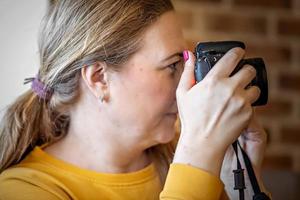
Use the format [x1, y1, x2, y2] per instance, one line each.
[0, 167, 73, 200]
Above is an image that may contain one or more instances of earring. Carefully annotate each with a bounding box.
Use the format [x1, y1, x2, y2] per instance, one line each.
[99, 93, 105, 102]
[99, 91, 108, 103]
[99, 94, 104, 102]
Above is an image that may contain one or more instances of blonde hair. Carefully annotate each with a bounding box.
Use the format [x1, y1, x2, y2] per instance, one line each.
[0, 0, 176, 182]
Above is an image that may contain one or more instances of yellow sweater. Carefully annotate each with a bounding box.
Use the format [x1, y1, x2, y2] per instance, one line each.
[0, 147, 228, 200]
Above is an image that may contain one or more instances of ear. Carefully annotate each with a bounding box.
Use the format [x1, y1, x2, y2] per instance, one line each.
[81, 62, 110, 102]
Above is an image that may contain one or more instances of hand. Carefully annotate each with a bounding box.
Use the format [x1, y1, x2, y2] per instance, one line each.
[239, 109, 267, 177]
[221, 110, 269, 199]
[173, 48, 261, 176]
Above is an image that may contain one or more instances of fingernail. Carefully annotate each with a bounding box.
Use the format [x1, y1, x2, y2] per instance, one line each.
[183, 50, 189, 62]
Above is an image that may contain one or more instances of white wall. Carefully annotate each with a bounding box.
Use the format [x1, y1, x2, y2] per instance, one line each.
[0, 0, 47, 119]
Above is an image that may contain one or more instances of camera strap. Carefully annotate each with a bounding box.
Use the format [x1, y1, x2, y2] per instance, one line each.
[232, 141, 270, 200]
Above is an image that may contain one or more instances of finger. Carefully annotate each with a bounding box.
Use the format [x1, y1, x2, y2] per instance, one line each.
[245, 86, 261, 104]
[231, 64, 257, 89]
[177, 50, 196, 96]
[206, 47, 245, 79]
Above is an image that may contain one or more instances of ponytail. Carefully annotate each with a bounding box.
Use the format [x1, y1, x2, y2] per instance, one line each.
[0, 90, 54, 172]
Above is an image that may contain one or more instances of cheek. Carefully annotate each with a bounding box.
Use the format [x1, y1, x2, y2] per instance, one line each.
[143, 72, 175, 97]
[111, 69, 176, 120]
[127, 69, 173, 99]
[144, 76, 177, 116]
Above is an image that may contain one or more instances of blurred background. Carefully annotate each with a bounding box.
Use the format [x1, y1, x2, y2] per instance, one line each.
[0, 0, 299, 199]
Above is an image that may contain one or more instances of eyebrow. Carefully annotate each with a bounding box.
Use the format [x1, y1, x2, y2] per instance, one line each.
[162, 52, 183, 62]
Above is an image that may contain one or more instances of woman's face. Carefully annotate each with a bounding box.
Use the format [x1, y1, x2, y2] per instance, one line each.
[107, 11, 186, 147]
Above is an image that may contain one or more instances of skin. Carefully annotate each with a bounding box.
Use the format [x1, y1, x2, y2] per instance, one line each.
[45, 11, 185, 173]
[45, 11, 269, 197]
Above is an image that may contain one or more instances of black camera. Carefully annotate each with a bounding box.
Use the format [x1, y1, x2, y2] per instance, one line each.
[194, 41, 268, 106]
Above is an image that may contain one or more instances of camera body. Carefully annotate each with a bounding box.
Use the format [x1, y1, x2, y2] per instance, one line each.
[194, 41, 268, 106]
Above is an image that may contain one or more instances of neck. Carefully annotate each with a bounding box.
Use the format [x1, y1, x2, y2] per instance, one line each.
[44, 123, 151, 174]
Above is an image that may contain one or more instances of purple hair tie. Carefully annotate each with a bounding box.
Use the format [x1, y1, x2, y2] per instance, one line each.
[24, 76, 53, 100]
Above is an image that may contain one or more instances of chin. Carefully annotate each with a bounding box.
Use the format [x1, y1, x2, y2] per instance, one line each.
[151, 115, 178, 145]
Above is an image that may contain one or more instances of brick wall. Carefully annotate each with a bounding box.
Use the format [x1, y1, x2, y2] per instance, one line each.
[172, 0, 300, 173]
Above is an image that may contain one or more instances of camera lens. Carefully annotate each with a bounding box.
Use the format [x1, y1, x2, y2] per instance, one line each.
[239, 58, 268, 106]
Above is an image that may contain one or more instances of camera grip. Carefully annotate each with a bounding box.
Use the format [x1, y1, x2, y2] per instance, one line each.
[194, 58, 211, 82]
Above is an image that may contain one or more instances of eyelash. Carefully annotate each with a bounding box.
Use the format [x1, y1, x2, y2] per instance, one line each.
[167, 61, 181, 72]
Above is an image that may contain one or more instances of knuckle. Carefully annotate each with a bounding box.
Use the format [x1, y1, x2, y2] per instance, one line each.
[234, 96, 247, 109]
[204, 77, 218, 89]
[222, 82, 235, 98]
[185, 62, 193, 69]
[226, 85, 235, 97]
[207, 76, 217, 85]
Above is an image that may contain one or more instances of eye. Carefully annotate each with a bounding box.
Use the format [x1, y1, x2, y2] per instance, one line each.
[167, 60, 182, 73]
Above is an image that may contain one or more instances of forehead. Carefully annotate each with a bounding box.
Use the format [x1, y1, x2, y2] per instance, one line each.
[135, 11, 185, 64]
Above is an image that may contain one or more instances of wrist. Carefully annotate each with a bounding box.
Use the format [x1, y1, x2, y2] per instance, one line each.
[173, 136, 226, 177]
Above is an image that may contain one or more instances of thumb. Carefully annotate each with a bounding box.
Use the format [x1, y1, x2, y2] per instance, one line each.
[177, 50, 196, 96]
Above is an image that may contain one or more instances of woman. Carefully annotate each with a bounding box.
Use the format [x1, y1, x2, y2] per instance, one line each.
[0, 0, 270, 199]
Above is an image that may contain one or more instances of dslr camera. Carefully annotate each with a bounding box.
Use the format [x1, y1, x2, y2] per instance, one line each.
[194, 41, 268, 106]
